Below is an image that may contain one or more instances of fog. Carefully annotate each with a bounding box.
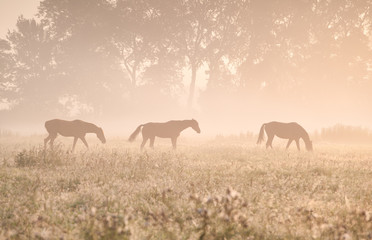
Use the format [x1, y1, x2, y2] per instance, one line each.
[1, 0, 371, 138]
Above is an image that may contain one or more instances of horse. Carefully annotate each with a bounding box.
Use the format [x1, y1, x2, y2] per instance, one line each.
[128, 119, 201, 150]
[44, 119, 106, 152]
[256, 121, 313, 151]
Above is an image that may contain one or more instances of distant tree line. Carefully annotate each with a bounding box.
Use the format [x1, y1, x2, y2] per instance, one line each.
[0, 0, 371, 123]
[212, 124, 372, 144]
[315, 124, 372, 144]
[0, 129, 17, 137]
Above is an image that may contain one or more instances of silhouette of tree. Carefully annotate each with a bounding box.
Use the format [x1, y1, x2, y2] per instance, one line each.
[2, 16, 56, 122]
[236, 0, 303, 93]
[202, 0, 247, 91]
[236, 0, 372, 100]
[293, 0, 372, 107]
[138, 0, 186, 96]
[143, 49, 184, 97]
[38, 0, 128, 117]
[0, 38, 16, 109]
[110, 0, 154, 89]
[1, 0, 372, 127]
[168, 0, 217, 109]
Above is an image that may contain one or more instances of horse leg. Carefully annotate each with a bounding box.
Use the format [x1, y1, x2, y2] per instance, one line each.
[295, 139, 300, 151]
[46, 133, 57, 149]
[47, 133, 57, 150]
[141, 138, 148, 150]
[72, 137, 78, 152]
[44, 135, 51, 149]
[286, 139, 293, 150]
[171, 137, 177, 150]
[266, 134, 274, 149]
[50, 137, 56, 150]
[149, 137, 155, 149]
[80, 136, 89, 149]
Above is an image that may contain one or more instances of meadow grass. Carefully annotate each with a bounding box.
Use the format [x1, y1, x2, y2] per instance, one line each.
[1, 137, 372, 239]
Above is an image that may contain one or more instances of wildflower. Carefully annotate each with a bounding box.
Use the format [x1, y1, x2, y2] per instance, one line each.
[90, 207, 97, 216]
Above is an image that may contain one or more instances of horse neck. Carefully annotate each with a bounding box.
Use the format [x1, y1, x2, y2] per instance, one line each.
[177, 120, 192, 132]
[85, 123, 99, 133]
[301, 130, 311, 145]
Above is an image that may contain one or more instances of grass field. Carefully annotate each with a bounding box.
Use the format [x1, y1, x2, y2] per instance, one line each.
[1, 136, 372, 239]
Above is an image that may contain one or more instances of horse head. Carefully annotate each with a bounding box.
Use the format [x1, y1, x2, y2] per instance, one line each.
[96, 127, 106, 144]
[306, 140, 313, 151]
[190, 119, 201, 134]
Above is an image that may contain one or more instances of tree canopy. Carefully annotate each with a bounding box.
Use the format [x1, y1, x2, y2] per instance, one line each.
[1, 0, 371, 129]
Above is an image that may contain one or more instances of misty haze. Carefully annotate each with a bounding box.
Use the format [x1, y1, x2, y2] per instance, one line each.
[1, 0, 372, 239]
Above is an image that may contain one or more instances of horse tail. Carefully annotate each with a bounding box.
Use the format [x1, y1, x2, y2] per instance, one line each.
[256, 123, 266, 144]
[128, 124, 144, 142]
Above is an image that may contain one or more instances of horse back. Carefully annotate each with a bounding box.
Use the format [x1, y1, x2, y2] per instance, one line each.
[142, 121, 181, 138]
[45, 119, 87, 137]
[266, 121, 305, 139]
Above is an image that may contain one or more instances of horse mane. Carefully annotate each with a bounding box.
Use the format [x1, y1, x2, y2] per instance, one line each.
[84, 121, 100, 132]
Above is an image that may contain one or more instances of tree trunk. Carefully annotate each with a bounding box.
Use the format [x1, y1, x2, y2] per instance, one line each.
[131, 67, 136, 88]
[207, 60, 218, 89]
[187, 64, 197, 109]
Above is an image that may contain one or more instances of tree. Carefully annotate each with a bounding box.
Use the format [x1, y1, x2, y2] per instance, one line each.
[173, 0, 220, 109]
[203, 0, 247, 89]
[38, 0, 128, 117]
[111, 0, 165, 89]
[295, 0, 372, 107]
[0, 38, 16, 110]
[4, 16, 56, 120]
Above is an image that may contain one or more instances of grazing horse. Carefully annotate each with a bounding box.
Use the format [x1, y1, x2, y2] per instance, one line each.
[44, 119, 106, 152]
[257, 121, 313, 151]
[128, 119, 201, 150]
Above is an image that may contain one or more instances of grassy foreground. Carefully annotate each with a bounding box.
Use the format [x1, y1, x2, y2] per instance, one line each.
[1, 137, 372, 239]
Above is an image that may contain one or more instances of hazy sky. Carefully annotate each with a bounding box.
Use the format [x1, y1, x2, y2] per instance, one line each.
[0, 0, 40, 38]
[0, 0, 371, 136]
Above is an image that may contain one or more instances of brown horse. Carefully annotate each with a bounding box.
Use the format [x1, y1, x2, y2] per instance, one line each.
[44, 119, 106, 152]
[257, 121, 313, 151]
[128, 119, 201, 150]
